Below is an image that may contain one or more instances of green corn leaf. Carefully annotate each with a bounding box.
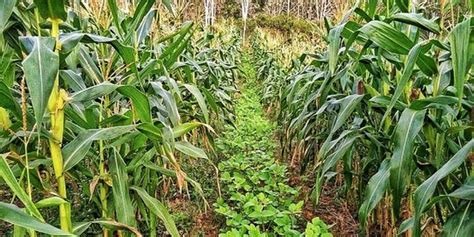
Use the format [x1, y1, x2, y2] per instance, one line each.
[70, 83, 151, 123]
[73, 220, 141, 236]
[0, 155, 43, 220]
[359, 159, 391, 228]
[60, 33, 137, 78]
[413, 140, 474, 237]
[63, 125, 136, 171]
[33, 0, 67, 21]
[449, 18, 471, 105]
[175, 141, 208, 159]
[0, 0, 15, 32]
[0, 81, 22, 119]
[359, 20, 413, 55]
[144, 162, 207, 203]
[69, 82, 119, 102]
[72, 222, 91, 236]
[390, 108, 426, 219]
[172, 122, 205, 138]
[129, 0, 155, 34]
[0, 202, 74, 236]
[161, 0, 176, 16]
[137, 9, 157, 45]
[328, 23, 346, 75]
[35, 197, 67, 209]
[392, 13, 440, 33]
[409, 96, 459, 110]
[365, 0, 377, 17]
[183, 84, 209, 123]
[151, 82, 180, 125]
[106, 0, 123, 36]
[330, 94, 364, 134]
[382, 41, 428, 121]
[137, 122, 163, 141]
[78, 47, 103, 83]
[110, 152, 136, 227]
[441, 202, 474, 237]
[447, 177, 474, 200]
[131, 186, 179, 237]
[21, 37, 58, 127]
[117, 86, 151, 123]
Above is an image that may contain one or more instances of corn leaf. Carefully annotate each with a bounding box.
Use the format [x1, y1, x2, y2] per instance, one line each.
[359, 159, 391, 228]
[0, 0, 15, 32]
[21, 37, 58, 126]
[413, 140, 474, 237]
[0, 202, 73, 236]
[449, 18, 471, 104]
[0, 155, 43, 220]
[109, 152, 136, 227]
[390, 108, 426, 219]
[131, 186, 179, 237]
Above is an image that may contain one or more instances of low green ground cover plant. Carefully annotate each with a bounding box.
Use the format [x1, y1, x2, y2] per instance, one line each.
[214, 65, 332, 236]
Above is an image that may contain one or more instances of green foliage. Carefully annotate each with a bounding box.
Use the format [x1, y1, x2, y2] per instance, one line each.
[251, 1, 474, 236]
[0, 0, 242, 235]
[214, 62, 331, 236]
[304, 218, 333, 237]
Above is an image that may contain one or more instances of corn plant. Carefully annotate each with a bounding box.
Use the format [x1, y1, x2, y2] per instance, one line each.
[0, 0, 241, 236]
[253, 0, 473, 236]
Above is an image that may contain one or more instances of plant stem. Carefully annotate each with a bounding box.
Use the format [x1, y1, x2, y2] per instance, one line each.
[48, 18, 72, 232]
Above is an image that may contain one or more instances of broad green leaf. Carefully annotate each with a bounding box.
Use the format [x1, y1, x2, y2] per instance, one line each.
[143, 162, 206, 203]
[172, 122, 202, 138]
[0, 155, 43, 220]
[183, 84, 209, 123]
[441, 203, 474, 237]
[328, 24, 345, 75]
[413, 140, 474, 237]
[117, 86, 151, 123]
[129, 0, 155, 34]
[136, 9, 157, 45]
[21, 37, 58, 126]
[60, 33, 137, 77]
[75, 220, 141, 236]
[392, 13, 440, 33]
[161, 0, 176, 16]
[69, 82, 119, 102]
[72, 222, 91, 236]
[395, 0, 409, 12]
[33, 0, 67, 20]
[110, 152, 136, 227]
[359, 20, 413, 54]
[78, 47, 103, 83]
[390, 108, 426, 219]
[409, 96, 459, 110]
[35, 197, 67, 209]
[382, 41, 428, 121]
[0, 202, 73, 236]
[448, 177, 474, 200]
[330, 94, 364, 134]
[449, 19, 471, 104]
[63, 125, 135, 171]
[0, 0, 15, 32]
[0, 81, 22, 119]
[106, 0, 123, 36]
[137, 122, 163, 141]
[175, 141, 208, 159]
[131, 186, 179, 237]
[359, 159, 391, 228]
